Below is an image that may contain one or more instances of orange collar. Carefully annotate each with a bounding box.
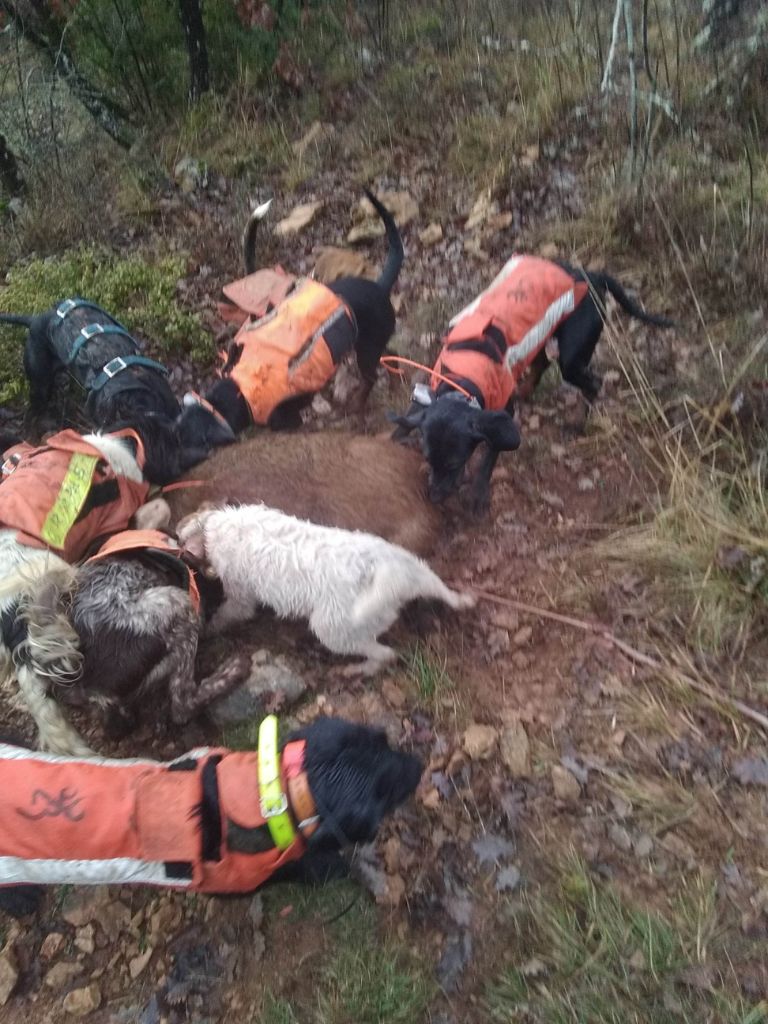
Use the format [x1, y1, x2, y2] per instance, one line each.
[282, 740, 319, 839]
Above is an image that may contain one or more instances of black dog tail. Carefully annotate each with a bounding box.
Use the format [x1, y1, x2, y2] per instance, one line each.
[601, 274, 676, 328]
[363, 188, 404, 296]
[0, 313, 34, 328]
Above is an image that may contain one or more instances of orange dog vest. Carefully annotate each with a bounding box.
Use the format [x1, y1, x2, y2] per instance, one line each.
[224, 277, 357, 426]
[0, 742, 310, 893]
[432, 256, 588, 409]
[87, 529, 201, 615]
[0, 430, 149, 561]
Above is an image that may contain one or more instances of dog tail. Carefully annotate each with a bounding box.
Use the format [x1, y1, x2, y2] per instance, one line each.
[601, 274, 676, 328]
[351, 555, 476, 626]
[363, 189, 404, 296]
[242, 198, 274, 275]
[0, 313, 34, 328]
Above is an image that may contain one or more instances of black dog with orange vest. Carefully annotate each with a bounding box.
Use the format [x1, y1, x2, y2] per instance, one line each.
[390, 256, 674, 515]
[178, 188, 404, 440]
[0, 715, 422, 916]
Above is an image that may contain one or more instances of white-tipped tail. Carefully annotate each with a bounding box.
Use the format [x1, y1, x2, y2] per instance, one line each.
[252, 198, 273, 221]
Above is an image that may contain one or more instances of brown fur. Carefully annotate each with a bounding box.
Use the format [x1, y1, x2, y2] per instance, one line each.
[163, 431, 441, 557]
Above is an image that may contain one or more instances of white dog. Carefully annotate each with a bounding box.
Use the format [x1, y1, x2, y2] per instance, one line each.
[177, 504, 476, 675]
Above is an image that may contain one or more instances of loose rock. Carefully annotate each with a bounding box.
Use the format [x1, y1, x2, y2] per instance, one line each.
[209, 650, 307, 726]
[274, 200, 323, 237]
[62, 983, 101, 1017]
[419, 223, 443, 246]
[500, 721, 531, 778]
[40, 932, 66, 960]
[74, 925, 95, 955]
[462, 723, 499, 760]
[552, 765, 582, 802]
[45, 961, 84, 990]
[0, 947, 18, 1006]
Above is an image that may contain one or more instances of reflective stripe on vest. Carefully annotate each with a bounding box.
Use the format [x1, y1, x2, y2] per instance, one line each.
[0, 430, 150, 561]
[87, 529, 201, 615]
[434, 256, 588, 409]
[0, 742, 307, 893]
[226, 278, 356, 426]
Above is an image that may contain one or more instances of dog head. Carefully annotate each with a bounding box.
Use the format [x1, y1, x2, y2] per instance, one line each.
[176, 506, 217, 564]
[290, 717, 422, 848]
[389, 394, 521, 503]
[115, 414, 213, 486]
[176, 394, 236, 454]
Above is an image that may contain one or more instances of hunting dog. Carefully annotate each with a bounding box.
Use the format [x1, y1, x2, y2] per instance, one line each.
[0, 522, 246, 757]
[0, 716, 422, 915]
[179, 188, 404, 440]
[390, 256, 674, 515]
[0, 299, 234, 450]
[177, 504, 475, 675]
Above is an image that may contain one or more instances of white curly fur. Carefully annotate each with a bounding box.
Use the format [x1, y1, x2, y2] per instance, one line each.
[177, 504, 475, 676]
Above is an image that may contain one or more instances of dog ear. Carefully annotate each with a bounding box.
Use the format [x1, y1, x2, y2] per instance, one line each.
[176, 515, 207, 560]
[374, 750, 423, 809]
[386, 408, 426, 435]
[473, 410, 521, 452]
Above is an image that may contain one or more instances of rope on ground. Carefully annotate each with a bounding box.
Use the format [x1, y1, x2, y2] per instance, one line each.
[468, 585, 768, 734]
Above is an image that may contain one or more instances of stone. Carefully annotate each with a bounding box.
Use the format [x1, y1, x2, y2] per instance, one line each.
[173, 156, 207, 194]
[634, 833, 654, 858]
[208, 650, 307, 726]
[500, 721, 531, 778]
[40, 932, 66, 960]
[513, 626, 533, 647]
[61, 888, 110, 928]
[349, 191, 419, 243]
[609, 824, 633, 853]
[74, 925, 95, 955]
[274, 200, 323, 237]
[149, 901, 183, 941]
[92, 900, 131, 942]
[465, 189, 496, 231]
[419, 223, 443, 246]
[291, 120, 335, 159]
[381, 679, 406, 709]
[129, 949, 153, 979]
[62, 983, 101, 1017]
[551, 765, 581, 802]
[0, 947, 18, 1006]
[461, 723, 499, 760]
[45, 961, 84, 990]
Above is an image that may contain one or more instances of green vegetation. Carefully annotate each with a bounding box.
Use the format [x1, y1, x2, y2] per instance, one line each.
[487, 859, 766, 1024]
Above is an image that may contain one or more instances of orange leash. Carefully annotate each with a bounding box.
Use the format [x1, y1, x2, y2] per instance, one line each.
[379, 355, 475, 402]
[161, 479, 208, 494]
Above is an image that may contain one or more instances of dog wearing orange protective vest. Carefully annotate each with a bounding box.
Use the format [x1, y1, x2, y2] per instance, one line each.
[0, 716, 422, 917]
[390, 256, 674, 516]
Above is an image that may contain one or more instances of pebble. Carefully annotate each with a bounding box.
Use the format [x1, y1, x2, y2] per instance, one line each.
[0, 947, 18, 1006]
[551, 765, 582, 802]
[609, 824, 633, 852]
[62, 983, 102, 1017]
[500, 721, 531, 778]
[44, 961, 84, 990]
[462, 724, 499, 760]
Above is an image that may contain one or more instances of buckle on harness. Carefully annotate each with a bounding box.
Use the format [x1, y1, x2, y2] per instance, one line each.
[81, 323, 106, 341]
[102, 356, 128, 379]
[412, 382, 434, 407]
[56, 299, 78, 319]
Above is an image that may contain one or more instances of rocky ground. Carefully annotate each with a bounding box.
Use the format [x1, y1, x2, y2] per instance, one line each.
[1, 133, 767, 1022]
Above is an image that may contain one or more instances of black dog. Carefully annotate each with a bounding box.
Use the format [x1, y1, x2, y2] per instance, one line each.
[391, 260, 674, 515]
[0, 300, 235, 451]
[179, 189, 404, 440]
[0, 717, 422, 916]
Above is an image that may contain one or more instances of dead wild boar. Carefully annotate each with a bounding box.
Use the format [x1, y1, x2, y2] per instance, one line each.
[164, 430, 440, 556]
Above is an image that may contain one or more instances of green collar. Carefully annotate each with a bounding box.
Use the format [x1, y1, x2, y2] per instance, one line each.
[258, 715, 297, 850]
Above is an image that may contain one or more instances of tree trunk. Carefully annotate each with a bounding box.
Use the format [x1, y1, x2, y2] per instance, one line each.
[0, 132, 25, 196]
[0, 1, 134, 149]
[177, 0, 210, 103]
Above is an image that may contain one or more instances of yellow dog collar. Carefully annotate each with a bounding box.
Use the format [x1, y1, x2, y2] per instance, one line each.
[258, 715, 297, 850]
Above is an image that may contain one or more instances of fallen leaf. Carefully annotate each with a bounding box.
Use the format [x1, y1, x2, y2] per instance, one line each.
[436, 931, 473, 993]
[733, 757, 768, 787]
[274, 200, 323, 236]
[471, 834, 515, 866]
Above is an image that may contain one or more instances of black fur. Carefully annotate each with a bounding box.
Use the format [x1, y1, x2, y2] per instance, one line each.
[0, 717, 421, 913]
[109, 414, 213, 486]
[179, 188, 405, 443]
[390, 262, 674, 514]
[0, 303, 180, 427]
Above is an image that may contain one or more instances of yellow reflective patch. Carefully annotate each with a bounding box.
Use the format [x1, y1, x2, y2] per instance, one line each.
[40, 452, 99, 550]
